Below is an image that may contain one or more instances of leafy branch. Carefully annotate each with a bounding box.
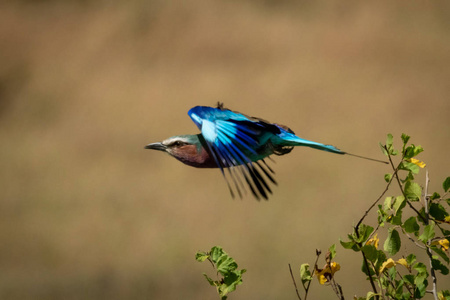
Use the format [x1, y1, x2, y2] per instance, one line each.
[289, 245, 344, 300]
[195, 246, 246, 300]
[291, 133, 450, 300]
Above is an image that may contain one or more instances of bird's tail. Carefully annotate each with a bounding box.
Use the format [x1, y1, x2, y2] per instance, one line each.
[279, 133, 344, 154]
[279, 133, 388, 164]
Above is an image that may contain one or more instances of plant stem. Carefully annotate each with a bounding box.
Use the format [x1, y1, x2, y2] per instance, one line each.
[289, 264, 302, 300]
[361, 250, 379, 299]
[305, 250, 321, 300]
[423, 171, 438, 300]
[386, 150, 426, 224]
[355, 161, 398, 233]
[396, 270, 414, 295]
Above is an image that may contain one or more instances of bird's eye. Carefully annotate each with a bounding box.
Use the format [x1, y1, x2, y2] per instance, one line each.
[172, 141, 184, 147]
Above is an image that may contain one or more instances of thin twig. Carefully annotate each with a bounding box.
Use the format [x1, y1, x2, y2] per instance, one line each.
[381, 269, 396, 299]
[423, 171, 438, 300]
[355, 167, 397, 232]
[289, 264, 302, 300]
[361, 250, 379, 298]
[355, 228, 379, 297]
[396, 270, 414, 295]
[336, 283, 345, 300]
[305, 250, 321, 300]
[369, 260, 385, 300]
[366, 223, 380, 242]
[354, 176, 387, 299]
[401, 228, 427, 250]
[386, 151, 426, 224]
[436, 191, 449, 203]
[330, 277, 345, 300]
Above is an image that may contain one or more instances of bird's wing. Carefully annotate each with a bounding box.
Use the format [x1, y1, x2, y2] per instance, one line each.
[188, 106, 277, 200]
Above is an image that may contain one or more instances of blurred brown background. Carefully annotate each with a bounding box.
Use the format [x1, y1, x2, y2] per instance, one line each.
[1, 0, 449, 299]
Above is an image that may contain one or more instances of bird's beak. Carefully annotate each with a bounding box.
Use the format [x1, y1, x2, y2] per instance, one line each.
[144, 142, 167, 151]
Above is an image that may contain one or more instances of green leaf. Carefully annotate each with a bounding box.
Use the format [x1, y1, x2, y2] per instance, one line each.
[404, 144, 424, 159]
[413, 262, 428, 275]
[429, 203, 448, 221]
[399, 161, 420, 174]
[393, 196, 406, 215]
[403, 274, 414, 285]
[413, 262, 429, 298]
[328, 244, 336, 260]
[406, 253, 416, 266]
[384, 228, 401, 255]
[401, 133, 410, 145]
[430, 192, 440, 200]
[444, 177, 450, 192]
[383, 133, 399, 156]
[366, 291, 379, 300]
[417, 208, 427, 224]
[300, 264, 312, 284]
[210, 246, 224, 263]
[357, 224, 375, 243]
[384, 197, 393, 210]
[384, 173, 392, 182]
[431, 258, 449, 275]
[394, 278, 404, 298]
[414, 281, 428, 298]
[203, 273, 216, 286]
[431, 246, 450, 264]
[377, 204, 389, 226]
[418, 222, 435, 243]
[441, 228, 450, 237]
[386, 134, 393, 149]
[388, 266, 397, 280]
[404, 181, 422, 201]
[391, 210, 403, 226]
[404, 171, 415, 182]
[196, 251, 210, 262]
[216, 254, 238, 275]
[380, 142, 388, 156]
[340, 239, 359, 251]
[361, 245, 378, 262]
[361, 259, 375, 277]
[374, 250, 387, 273]
[220, 269, 246, 297]
[403, 216, 420, 234]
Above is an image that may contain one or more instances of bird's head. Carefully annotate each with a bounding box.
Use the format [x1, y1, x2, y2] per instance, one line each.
[145, 134, 215, 168]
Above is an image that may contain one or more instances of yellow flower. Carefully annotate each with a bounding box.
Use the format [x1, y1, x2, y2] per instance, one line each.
[431, 239, 449, 251]
[444, 216, 450, 224]
[438, 239, 449, 251]
[315, 262, 340, 285]
[407, 158, 426, 168]
[396, 258, 408, 268]
[379, 258, 396, 273]
[366, 234, 379, 249]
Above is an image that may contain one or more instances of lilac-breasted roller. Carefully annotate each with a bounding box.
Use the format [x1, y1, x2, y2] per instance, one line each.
[145, 103, 387, 200]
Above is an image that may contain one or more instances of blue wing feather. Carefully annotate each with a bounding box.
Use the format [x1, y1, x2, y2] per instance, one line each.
[188, 105, 273, 199]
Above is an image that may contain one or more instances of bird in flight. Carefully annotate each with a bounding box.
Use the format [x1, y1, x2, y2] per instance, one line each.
[145, 103, 387, 200]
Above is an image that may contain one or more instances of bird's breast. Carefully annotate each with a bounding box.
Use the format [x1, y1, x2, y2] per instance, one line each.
[171, 144, 217, 168]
